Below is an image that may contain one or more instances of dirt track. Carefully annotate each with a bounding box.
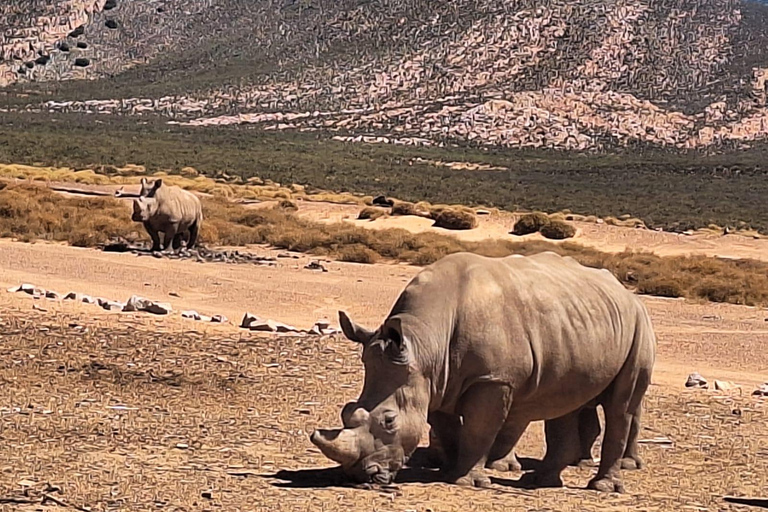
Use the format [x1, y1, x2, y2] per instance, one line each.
[0, 203, 767, 510]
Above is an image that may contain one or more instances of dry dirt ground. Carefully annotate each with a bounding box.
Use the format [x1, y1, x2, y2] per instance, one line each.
[0, 195, 767, 511]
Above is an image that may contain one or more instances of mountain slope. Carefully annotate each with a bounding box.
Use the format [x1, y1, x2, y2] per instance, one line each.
[2, 0, 768, 151]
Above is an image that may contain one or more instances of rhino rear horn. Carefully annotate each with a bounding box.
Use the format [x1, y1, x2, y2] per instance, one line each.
[338, 311, 375, 344]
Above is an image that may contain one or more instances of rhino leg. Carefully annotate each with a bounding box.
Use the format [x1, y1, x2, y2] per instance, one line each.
[572, 406, 601, 466]
[143, 222, 162, 252]
[422, 411, 461, 470]
[620, 405, 644, 470]
[485, 420, 528, 472]
[187, 220, 200, 249]
[161, 223, 179, 253]
[518, 409, 582, 489]
[587, 368, 651, 493]
[442, 383, 511, 488]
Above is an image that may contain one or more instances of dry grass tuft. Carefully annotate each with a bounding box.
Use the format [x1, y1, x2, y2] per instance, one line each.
[358, 207, 388, 221]
[277, 199, 299, 211]
[540, 220, 576, 240]
[390, 201, 422, 217]
[512, 212, 551, 236]
[432, 207, 478, 230]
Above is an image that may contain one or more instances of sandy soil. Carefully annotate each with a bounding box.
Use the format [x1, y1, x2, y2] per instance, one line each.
[0, 191, 767, 511]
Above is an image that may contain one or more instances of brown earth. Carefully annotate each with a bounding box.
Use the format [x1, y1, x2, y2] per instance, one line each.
[0, 196, 767, 511]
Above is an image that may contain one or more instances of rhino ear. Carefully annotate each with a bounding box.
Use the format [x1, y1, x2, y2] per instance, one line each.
[383, 317, 409, 366]
[338, 311, 375, 344]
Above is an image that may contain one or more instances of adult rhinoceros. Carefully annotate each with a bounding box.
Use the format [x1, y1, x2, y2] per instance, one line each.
[310, 252, 656, 492]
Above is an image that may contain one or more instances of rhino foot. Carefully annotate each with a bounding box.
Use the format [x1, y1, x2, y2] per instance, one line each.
[620, 456, 644, 470]
[517, 470, 563, 489]
[447, 470, 492, 488]
[485, 457, 522, 472]
[587, 476, 625, 493]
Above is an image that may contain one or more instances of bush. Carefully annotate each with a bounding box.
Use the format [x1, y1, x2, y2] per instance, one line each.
[512, 212, 551, 236]
[432, 208, 478, 230]
[358, 207, 387, 220]
[540, 220, 576, 240]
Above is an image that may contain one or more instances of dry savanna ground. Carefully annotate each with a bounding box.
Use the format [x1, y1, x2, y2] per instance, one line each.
[0, 169, 767, 511]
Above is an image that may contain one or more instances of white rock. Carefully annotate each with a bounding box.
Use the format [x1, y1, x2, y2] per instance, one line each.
[314, 319, 331, 330]
[211, 315, 227, 323]
[81, 295, 96, 304]
[98, 298, 125, 311]
[144, 302, 172, 315]
[123, 295, 172, 315]
[45, 291, 60, 300]
[182, 310, 202, 320]
[752, 383, 768, 397]
[241, 312, 260, 328]
[250, 320, 278, 332]
[64, 292, 78, 301]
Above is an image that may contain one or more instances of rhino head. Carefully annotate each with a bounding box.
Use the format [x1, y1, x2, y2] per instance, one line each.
[131, 178, 163, 222]
[310, 311, 430, 485]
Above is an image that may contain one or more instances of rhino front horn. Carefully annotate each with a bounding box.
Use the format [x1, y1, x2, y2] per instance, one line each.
[310, 428, 360, 466]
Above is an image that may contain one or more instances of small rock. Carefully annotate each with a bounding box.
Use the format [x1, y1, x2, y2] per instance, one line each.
[105, 19, 118, 29]
[169, 291, 180, 297]
[476, 209, 491, 215]
[321, 328, 338, 336]
[123, 295, 172, 315]
[45, 291, 59, 300]
[211, 315, 227, 323]
[682, 230, 694, 236]
[175, 443, 189, 450]
[241, 313, 260, 328]
[181, 310, 202, 320]
[305, 261, 327, 272]
[685, 372, 708, 388]
[714, 380, 738, 391]
[98, 298, 125, 311]
[74, 57, 90, 67]
[596, 218, 604, 224]
[81, 295, 96, 304]
[314, 319, 331, 330]
[201, 491, 213, 500]
[64, 292, 78, 300]
[309, 325, 323, 336]
[14, 284, 37, 295]
[753, 383, 768, 397]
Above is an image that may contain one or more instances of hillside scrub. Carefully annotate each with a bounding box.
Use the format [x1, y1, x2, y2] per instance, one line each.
[3, 183, 768, 307]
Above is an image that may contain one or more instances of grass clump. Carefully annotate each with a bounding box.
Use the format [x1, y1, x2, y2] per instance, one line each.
[540, 220, 576, 240]
[432, 207, 478, 230]
[512, 212, 551, 236]
[358, 207, 388, 221]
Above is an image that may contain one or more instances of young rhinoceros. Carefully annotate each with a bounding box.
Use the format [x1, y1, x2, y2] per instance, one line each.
[310, 252, 656, 492]
[129, 178, 203, 252]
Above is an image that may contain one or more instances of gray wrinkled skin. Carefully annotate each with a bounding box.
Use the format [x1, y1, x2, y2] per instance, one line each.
[131, 178, 203, 252]
[310, 252, 656, 492]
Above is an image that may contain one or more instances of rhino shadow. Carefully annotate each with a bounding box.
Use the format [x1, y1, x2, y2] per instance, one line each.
[263, 464, 443, 489]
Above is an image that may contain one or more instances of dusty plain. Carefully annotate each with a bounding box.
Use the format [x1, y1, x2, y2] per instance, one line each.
[0, 192, 767, 512]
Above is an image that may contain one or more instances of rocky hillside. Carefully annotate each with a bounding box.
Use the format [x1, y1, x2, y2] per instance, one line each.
[3, 0, 768, 151]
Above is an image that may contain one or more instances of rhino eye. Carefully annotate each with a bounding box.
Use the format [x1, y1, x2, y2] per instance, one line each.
[382, 412, 397, 431]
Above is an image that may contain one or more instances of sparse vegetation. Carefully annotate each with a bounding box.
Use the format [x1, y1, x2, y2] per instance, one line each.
[540, 220, 577, 240]
[4, 183, 768, 307]
[391, 201, 422, 217]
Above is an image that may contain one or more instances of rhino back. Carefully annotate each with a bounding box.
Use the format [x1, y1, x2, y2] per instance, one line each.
[153, 186, 202, 227]
[390, 252, 651, 419]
